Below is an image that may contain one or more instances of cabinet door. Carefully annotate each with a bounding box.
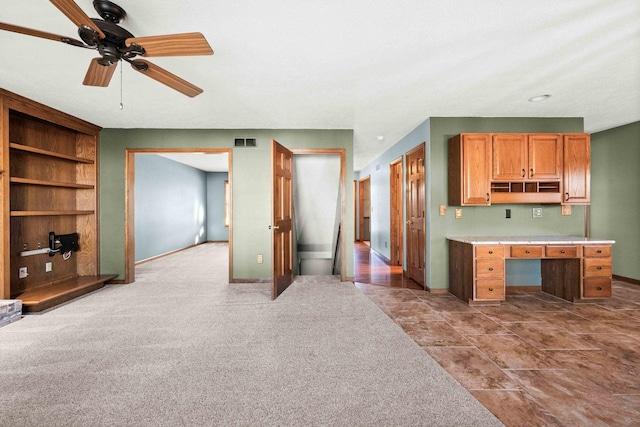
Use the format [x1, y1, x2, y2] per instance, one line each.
[563, 134, 590, 204]
[492, 134, 526, 180]
[528, 134, 562, 179]
[462, 134, 492, 205]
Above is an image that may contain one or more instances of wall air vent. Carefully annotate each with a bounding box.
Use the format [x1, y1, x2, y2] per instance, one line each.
[234, 138, 258, 147]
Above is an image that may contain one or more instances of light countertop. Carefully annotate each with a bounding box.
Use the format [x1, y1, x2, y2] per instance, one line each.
[447, 236, 615, 245]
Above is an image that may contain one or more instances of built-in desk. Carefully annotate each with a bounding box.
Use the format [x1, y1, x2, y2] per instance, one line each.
[447, 236, 615, 305]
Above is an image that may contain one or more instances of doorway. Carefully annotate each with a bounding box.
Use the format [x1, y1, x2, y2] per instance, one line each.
[358, 176, 371, 243]
[405, 143, 426, 288]
[271, 141, 347, 299]
[390, 158, 403, 266]
[124, 148, 233, 284]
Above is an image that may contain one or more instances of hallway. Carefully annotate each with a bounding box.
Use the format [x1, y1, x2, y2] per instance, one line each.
[353, 241, 640, 426]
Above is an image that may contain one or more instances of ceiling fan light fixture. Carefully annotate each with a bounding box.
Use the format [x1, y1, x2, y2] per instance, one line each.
[528, 94, 552, 102]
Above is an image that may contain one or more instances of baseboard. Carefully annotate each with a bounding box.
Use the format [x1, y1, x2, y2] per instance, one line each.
[613, 275, 640, 286]
[207, 240, 229, 243]
[135, 243, 201, 266]
[426, 287, 450, 295]
[106, 279, 127, 285]
[229, 279, 271, 283]
[506, 285, 542, 294]
[369, 246, 392, 265]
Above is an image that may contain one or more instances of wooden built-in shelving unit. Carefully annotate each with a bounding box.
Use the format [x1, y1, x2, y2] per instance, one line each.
[1, 89, 115, 312]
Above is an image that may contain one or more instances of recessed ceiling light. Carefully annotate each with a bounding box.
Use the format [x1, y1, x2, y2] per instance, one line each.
[377, 135, 384, 141]
[528, 94, 551, 102]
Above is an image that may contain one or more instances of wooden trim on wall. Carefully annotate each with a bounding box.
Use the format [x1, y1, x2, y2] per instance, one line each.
[291, 148, 347, 282]
[124, 148, 233, 284]
[0, 97, 9, 299]
[358, 175, 370, 243]
[613, 275, 640, 286]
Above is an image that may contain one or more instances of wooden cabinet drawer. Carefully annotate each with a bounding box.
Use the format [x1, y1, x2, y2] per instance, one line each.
[545, 245, 578, 258]
[475, 245, 504, 258]
[584, 245, 611, 257]
[475, 258, 504, 278]
[583, 277, 612, 298]
[510, 245, 544, 258]
[583, 258, 612, 277]
[476, 280, 505, 300]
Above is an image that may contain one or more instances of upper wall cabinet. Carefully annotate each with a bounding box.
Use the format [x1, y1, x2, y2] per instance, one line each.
[563, 134, 591, 204]
[448, 133, 491, 206]
[448, 132, 590, 206]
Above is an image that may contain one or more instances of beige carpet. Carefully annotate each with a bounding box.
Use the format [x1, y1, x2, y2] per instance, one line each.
[0, 243, 501, 426]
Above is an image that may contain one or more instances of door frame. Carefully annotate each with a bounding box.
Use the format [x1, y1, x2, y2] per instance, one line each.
[358, 175, 370, 242]
[390, 157, 403, 266]
[289, 148, 347, 283]
[124, 148, 233, 284]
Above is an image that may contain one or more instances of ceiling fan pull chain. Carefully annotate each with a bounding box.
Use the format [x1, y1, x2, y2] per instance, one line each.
[119, 61, 124, 110]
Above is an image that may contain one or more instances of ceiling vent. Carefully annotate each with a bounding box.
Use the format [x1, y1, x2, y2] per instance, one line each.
[234, 138, 257, 147]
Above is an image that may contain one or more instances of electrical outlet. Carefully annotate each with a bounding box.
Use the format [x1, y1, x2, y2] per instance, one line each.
[19, 267, 28, 279]
[455, 208, 462, 219]
[46, 262, 52, 272]
[439, 205, 446, 216]
[532, 208, 542, 218]
[384, 241, 388, 248]
[562, 205, 572, 216]
[257, 254, 263, 264]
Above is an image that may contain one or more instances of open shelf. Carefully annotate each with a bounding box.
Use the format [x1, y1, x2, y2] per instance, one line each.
[491, 181, 561, 204]
[10, 177, 94, 189]
[10, 142, 94, 164]
[10, 210, 95, 217]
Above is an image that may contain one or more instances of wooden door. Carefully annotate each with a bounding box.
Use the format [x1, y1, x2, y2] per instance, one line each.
[405, 144, 425, 287]
[563, 134, 591, 204]
[528, 134, 562, 180]
[272, 140, 294, 299]
[492, 134, 527, 180]
[390, 159, 403, 266]
[358, 176, 370, 241]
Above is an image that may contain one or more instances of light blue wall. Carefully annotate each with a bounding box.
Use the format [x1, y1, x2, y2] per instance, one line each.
[206, 172, 229, 242]
[591, 121, 640, 280]
[134, 154, 207, 262]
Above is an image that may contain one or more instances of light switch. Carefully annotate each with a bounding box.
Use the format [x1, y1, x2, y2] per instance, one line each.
[257, 254, 263, 264]
[562, 205, 572, 216]
[439, 205, 446, 216]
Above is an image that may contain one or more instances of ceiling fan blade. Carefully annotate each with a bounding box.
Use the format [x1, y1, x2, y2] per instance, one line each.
[131, 59, 203, 97]
[83, 58, 117, 87]
[0, 22, 85, 46]
[49, 0, 105, 39]
[126, 33, 213, 57]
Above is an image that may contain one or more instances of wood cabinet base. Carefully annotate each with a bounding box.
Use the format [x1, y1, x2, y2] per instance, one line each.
[15, 275, 117, 312]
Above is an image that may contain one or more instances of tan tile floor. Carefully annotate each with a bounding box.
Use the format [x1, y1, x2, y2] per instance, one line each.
[355, 279, 640, 426]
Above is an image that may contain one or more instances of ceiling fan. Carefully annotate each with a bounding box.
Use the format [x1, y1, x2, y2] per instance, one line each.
[0, 0, 213, 97]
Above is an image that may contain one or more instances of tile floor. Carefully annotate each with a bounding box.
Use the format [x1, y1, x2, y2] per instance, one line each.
[355, 274, 640, 426]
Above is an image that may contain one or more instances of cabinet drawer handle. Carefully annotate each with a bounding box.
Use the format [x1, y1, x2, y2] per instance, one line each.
[565, 192, 570, 201]
[597, 249, 602, 254]
[560, 250, 565, 254]
[525, 250, 530, 254]
[488, 288, 494, 292]
[597, 266, 602, 270]
[530, 168, 534, 177]
[488, 250, 493, 255]
[488, 267, 494, 271]
[597, 287, 602, 291]
[521, 168, 525, 177]
[486, 193, 490, 202]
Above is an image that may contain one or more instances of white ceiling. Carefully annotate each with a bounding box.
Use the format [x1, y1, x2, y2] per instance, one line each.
[1, 1, 639, 170]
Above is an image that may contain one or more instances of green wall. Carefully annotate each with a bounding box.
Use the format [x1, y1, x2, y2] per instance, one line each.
[99, 129, 354, 281]
[591, 121, 640, 281]
[428, 117, 586, 290]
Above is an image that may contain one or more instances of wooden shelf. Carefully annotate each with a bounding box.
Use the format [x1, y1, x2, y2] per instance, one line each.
[10, 210, 95, 217]
[10, 177, 94, 189]
[10, 142, 94, 164]
[14, 275, 117, 312]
